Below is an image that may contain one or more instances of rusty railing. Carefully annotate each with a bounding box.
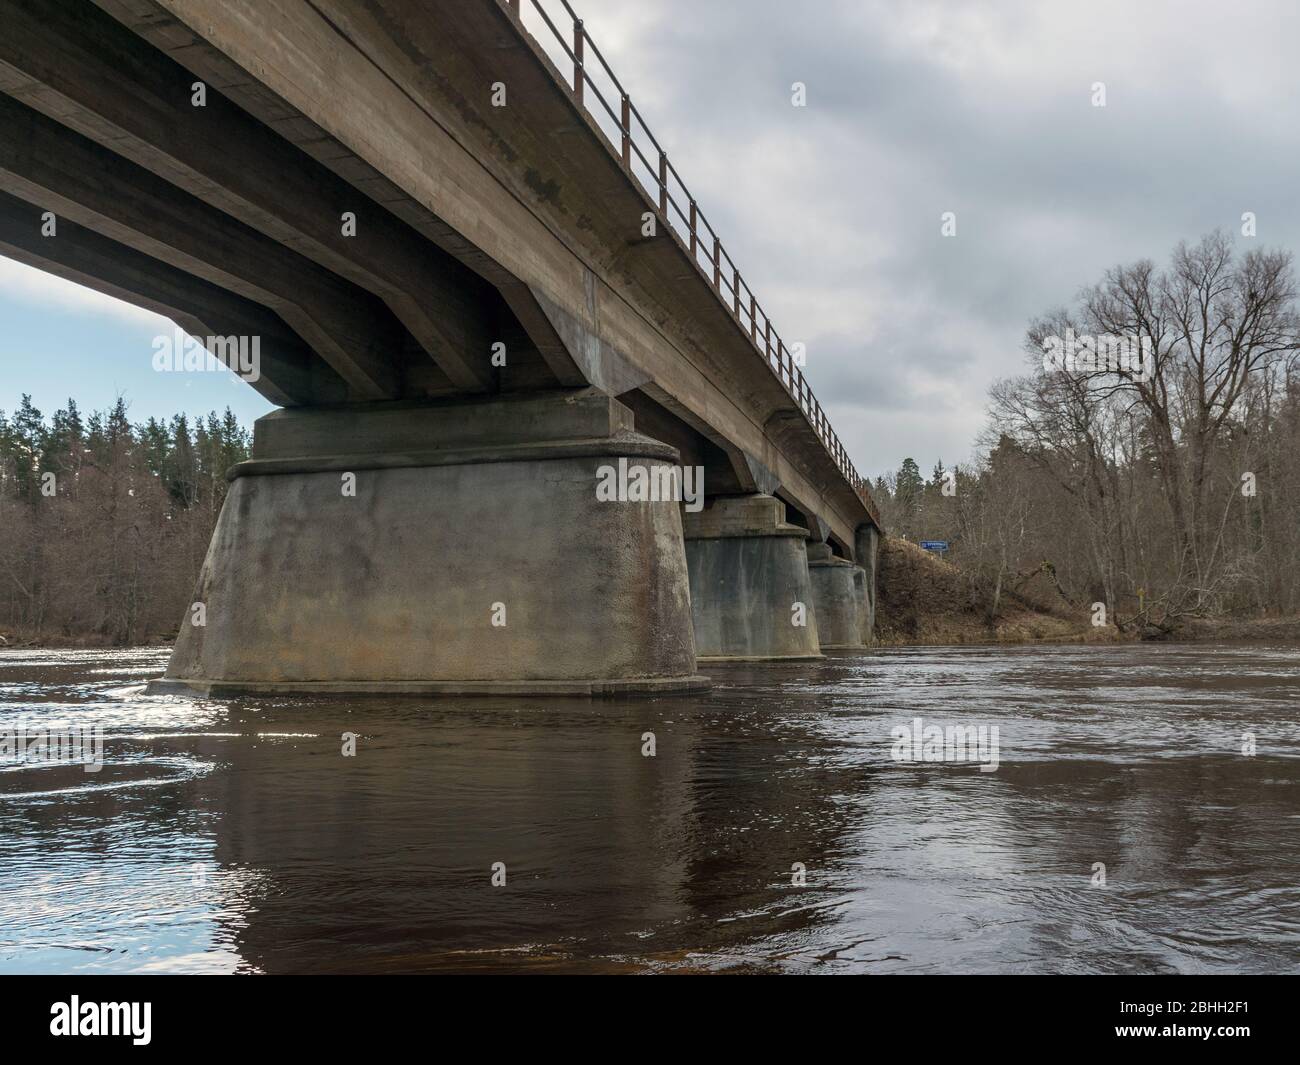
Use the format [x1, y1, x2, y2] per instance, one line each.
[502, 0, 875, 516]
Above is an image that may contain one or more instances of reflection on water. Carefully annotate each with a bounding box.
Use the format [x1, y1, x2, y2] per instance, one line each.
[1, 643, 1297, 973]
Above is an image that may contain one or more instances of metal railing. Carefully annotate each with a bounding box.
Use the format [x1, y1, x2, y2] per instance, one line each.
[502, 0, 877, 520]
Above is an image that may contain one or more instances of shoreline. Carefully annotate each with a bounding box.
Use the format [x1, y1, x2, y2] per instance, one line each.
[4, 617, 1299, 653]
[3, 535, 1296, 653]
[873, 536, 1300, 649]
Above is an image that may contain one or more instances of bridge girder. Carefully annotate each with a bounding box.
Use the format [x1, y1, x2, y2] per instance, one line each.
[0, 0, 879, 547]
[0, 0, 513, 394]
[0, 188, 346, 407]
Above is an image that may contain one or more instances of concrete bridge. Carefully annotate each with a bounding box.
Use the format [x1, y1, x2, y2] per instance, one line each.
[0, 0, 882, 695]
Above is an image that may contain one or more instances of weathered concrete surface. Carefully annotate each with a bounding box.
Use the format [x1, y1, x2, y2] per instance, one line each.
[151, 392, 707, 696]
[807, 543, 864, 650]
[854, 524, 881, 644]
[683, 495, 821, 660]
[852, 568, 870, 644]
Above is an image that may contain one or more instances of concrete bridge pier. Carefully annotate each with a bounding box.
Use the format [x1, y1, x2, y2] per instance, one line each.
[852, 567, 870, 644]
[854, 524, 881, 645]
[806, 542, 866, 650]
[149, 390, 708, 696]
[683, 494, 822, 660]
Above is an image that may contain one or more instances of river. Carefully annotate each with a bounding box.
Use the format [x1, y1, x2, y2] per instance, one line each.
[1, 643, 1296, 973]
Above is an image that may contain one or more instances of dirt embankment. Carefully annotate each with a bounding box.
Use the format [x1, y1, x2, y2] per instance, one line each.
[1174, 616, 1300, 642]
[873, 537, 1126, 646]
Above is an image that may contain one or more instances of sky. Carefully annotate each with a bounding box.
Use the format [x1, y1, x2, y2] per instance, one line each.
[0, 257, 273, 431]
[4, 0, 1300, 477]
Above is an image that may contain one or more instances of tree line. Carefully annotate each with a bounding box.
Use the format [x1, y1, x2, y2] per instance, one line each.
[0, 396, 249, 644]
[874, 232, 1300, 632]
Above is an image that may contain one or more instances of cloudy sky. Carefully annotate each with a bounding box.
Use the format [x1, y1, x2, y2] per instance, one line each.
[5, 0, 1299, 478]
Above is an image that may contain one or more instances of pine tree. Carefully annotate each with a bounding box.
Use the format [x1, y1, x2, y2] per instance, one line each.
[10, 395, 45, 498]
[895, 457, 924, 511]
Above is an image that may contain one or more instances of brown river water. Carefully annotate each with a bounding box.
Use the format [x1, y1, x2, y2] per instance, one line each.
[0, 643, 1297, 974]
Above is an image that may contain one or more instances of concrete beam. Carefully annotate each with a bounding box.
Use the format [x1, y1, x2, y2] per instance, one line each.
[0, 0, 499, 393]
[95, 0, 592, 391]
[802, 512, 833, 547]
[528, 285, 651, 393]
[0, 190, 346, 407]
[0, 92, 402, 400]
[631, 383, 782, 497]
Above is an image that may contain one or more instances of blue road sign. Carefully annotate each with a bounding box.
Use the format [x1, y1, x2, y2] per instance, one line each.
[920, 541, 949, 552]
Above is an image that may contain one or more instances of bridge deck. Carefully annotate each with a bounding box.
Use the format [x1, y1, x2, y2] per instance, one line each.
[0, 0, 880, 547]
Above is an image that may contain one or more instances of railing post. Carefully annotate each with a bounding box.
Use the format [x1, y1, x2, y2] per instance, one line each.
[712, 237, 721, 289]
[620, 94, 630, 168]
[689, 200, 697, 258]
[732, 268, 740, 317]
[658, 151, 667, 214]
[764, 319, 771, 363]
[573, 19, 584, 103]
[750, 295, 757, 342]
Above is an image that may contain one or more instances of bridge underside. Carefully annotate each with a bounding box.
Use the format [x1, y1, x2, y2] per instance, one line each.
[1, 0, 881, 694]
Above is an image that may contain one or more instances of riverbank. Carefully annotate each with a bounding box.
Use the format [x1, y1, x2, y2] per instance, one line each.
[0, 632, 166, 650]
[873, 537, 1121, 646]
[3, 540, 1296, 651]
[873, 536, 1300, 647]
[1177, 615, 1300, 642]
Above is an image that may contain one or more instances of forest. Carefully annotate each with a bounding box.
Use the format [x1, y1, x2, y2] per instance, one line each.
[875, 232, 1300, 632]
[0, 396, 249, 644]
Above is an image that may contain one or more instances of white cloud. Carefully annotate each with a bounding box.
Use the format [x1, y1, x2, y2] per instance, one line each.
[581, 0, 1300, 476]
[0, 254, 170, 328]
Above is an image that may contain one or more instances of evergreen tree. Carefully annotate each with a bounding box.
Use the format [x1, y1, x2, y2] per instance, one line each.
[10, 395, 45, 498]
[0, 399, 252, 643]
[895, 457, 924, 511]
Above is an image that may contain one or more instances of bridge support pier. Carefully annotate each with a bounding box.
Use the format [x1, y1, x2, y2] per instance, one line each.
[852, 567, 870, 644]
[683, 494, 822, 660]
[806, 543, 865, 649]
[854, 524, 881, 645]
[149, 391, 707, 696]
